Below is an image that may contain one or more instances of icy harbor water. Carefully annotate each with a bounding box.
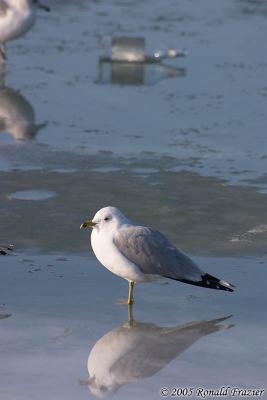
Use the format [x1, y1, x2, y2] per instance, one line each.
[0, 254, 266, 400]
[0, 0, 267, 399]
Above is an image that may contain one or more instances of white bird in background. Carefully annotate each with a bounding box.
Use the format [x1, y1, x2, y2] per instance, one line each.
[0, 0, 50, 62]
[80, 207, 235, 305]
[84, 314, 233, 397]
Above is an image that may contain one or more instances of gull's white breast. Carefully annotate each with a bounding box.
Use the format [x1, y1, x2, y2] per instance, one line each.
[91, 227, 146, 282]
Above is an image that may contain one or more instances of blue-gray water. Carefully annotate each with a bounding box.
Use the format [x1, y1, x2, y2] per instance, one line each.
[0, 0, 267, 399]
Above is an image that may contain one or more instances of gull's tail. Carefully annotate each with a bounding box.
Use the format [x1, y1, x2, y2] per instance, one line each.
[178, 273, 235, 292]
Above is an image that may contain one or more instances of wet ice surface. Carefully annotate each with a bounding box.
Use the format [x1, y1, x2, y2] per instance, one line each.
[0, 254, 266, 400]
[0, 0, 267, 398]
[1, 0, 266, 185]
[7, 189, 56, 201]
[2, 166, 267, 255]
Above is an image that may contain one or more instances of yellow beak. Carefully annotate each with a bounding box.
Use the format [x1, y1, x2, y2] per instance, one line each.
[80, 219, 96, 229]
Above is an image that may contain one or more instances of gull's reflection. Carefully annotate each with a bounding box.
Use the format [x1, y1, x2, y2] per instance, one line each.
[0, 86, 46, 140]
[0, 64, 4, 86]
[0, 313, 11, 320]
[98, 60, 186, 86]
[85, 307, 233, 397]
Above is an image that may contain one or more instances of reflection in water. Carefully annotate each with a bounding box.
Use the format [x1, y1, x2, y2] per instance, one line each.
[98, 60, 186, 86]
[0, 86, 46, 140]
[0, 63, 4, 86]
[0, 313, 11, 320]
[86, 309, 233, 397]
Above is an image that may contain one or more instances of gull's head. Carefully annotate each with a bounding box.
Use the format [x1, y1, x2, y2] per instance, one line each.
[80, 206, 129, 231]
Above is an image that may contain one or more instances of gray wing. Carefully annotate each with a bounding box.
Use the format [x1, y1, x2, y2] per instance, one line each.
[114, 225, 203, 282]
[0, 0, 9, 16]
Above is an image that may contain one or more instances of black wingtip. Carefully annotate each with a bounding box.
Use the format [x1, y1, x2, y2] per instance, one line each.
[0, 244, 14, 255]
[211, 314, 233, 323]
[198, 273, 235, 292]
[174, 273, 235, 292]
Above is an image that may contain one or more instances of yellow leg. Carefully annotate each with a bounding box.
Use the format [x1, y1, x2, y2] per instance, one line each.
[0, 44, 6, 61]
[127, 303, 134, 326]
[127, 281, 135, 305]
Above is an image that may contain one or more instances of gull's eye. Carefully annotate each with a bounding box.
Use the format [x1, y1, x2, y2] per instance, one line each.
[104, 217, 110, 221]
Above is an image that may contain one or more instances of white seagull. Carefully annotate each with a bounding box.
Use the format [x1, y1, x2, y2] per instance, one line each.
[0, 0, 50, 61]
[80, 206, 235, 304]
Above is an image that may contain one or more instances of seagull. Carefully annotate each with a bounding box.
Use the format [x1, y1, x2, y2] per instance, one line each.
[0, 0, 50, 62]
[80, 206, 235, 304]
